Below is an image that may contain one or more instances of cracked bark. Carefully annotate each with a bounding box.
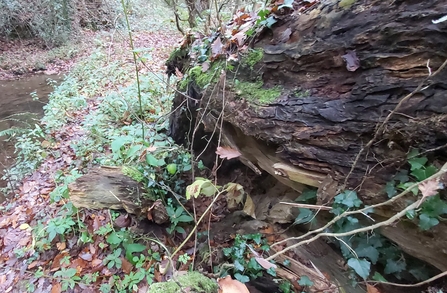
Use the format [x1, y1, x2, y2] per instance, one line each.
[169, 0, 447, 272]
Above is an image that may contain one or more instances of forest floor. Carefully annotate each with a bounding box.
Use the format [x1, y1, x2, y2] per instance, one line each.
[0, 24, 193, 292]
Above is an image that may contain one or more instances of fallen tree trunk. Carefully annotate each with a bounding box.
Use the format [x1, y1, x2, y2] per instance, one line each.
[168, 0, 447, 274]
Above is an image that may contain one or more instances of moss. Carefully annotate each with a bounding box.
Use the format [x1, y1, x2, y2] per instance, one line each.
[242, 49, 264, 69]
[180, 61, 223, 90]
[166, 47, 188, 65]
[121, 166, 144, 182]
[338, 0, 356, 8]
[294, 89, 310, 98]
[235, 80, 281, 105]
[148, 272, 218, 293]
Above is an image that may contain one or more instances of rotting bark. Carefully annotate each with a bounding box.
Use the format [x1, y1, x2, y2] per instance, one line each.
[168, 0, 447, 273]
[69, 167, 148, 214]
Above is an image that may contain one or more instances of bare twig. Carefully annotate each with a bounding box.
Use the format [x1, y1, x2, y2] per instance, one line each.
[370, 270, 447, 287]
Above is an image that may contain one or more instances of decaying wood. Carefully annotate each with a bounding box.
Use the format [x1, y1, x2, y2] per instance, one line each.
[68, 167, 148, 214]
[169, 0, 447, 276]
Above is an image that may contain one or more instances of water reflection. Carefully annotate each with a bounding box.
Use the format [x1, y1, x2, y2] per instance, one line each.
[0, 74, 60, 202]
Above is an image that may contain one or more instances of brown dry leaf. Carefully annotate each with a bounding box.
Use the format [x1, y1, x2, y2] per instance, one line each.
[56, 242, 66, 251]
[114, 214, 132, 228]
[211, 38, 224, 58]
[216, 146, 241, 160]
[51, 283, 62, 293]
[242, 194, 256, 219]
[218, 275, 250, 293]
[79, 252, 93, 261]
[121, 257, 133, 274]
[366, 284, 381, 293]
[175, 67, 184, 79]
[225, 183, 245, 209]
[91, 258, 102, 267]
[261, 225, 275, 243]
[419, 179, 441, 201]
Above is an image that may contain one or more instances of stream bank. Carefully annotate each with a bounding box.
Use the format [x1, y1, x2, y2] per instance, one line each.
[0, 74, 61, 202]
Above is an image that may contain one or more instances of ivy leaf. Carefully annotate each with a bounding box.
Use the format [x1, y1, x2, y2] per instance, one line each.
[296, 189, 317, 202]
[334, 190, 362, 208]
[298, 275, 314, 287]
[234, 259, 245, 272]
[385, 181, 397, 198]
[408, 157, 427, 171]
[265, 16, 277, 28]
[406, 209, 416, 219]
[146, 154, 161, 167]
[294, 208, 314, 225]
[234, 273, 250, 283]
[372, 272, 387, 282]
[418, 213, 439, 231]
[355, 245, 379, 264]
[384, 258, 406, 275]
[347, 258, 370, 280]
[278, 0, 294, 9]
[394, 170, 409, 183]
[396, 182, 419, 195]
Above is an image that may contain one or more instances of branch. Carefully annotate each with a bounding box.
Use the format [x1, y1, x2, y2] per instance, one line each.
[370, 270, 447, 287]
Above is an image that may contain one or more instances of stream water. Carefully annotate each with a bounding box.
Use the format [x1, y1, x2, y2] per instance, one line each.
[0, 74, 60, 202]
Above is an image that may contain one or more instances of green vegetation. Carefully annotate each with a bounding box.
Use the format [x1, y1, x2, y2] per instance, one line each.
[234, 80, 281, 105]
[242, 49, 264, 69]
[292, 150, 447, 284]
[222, 233, 274, 283]
[149, 272, 218, 293]
[339, 0, 357, 9]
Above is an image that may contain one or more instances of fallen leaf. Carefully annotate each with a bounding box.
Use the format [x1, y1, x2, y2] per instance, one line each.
[218, 275, 250, 293]
[51, 283, 62, 293]
[419, 179, 442, 201]
[114, 214, 131, 228]
[56, 242, 66, 251]
[91, 258, 102, 267]
[255, 257, 277, 270]
[19, 223, 30, 230]
[211, 38, 224, 58]
[242, 194, 256, 219]
[175, 67, 183, 79]
[121, 257, 133, 274]
[216, 146, 241, 160]
[79, 253, 93, 261]
[225, 183, 245, 209]
[366, 284, 381, 293]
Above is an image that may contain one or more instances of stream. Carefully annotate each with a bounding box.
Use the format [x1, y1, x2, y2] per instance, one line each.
[0, 74, 60, 202]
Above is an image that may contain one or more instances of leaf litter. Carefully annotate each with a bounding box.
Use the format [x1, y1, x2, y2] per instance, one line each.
[0, 28, 181, 292]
